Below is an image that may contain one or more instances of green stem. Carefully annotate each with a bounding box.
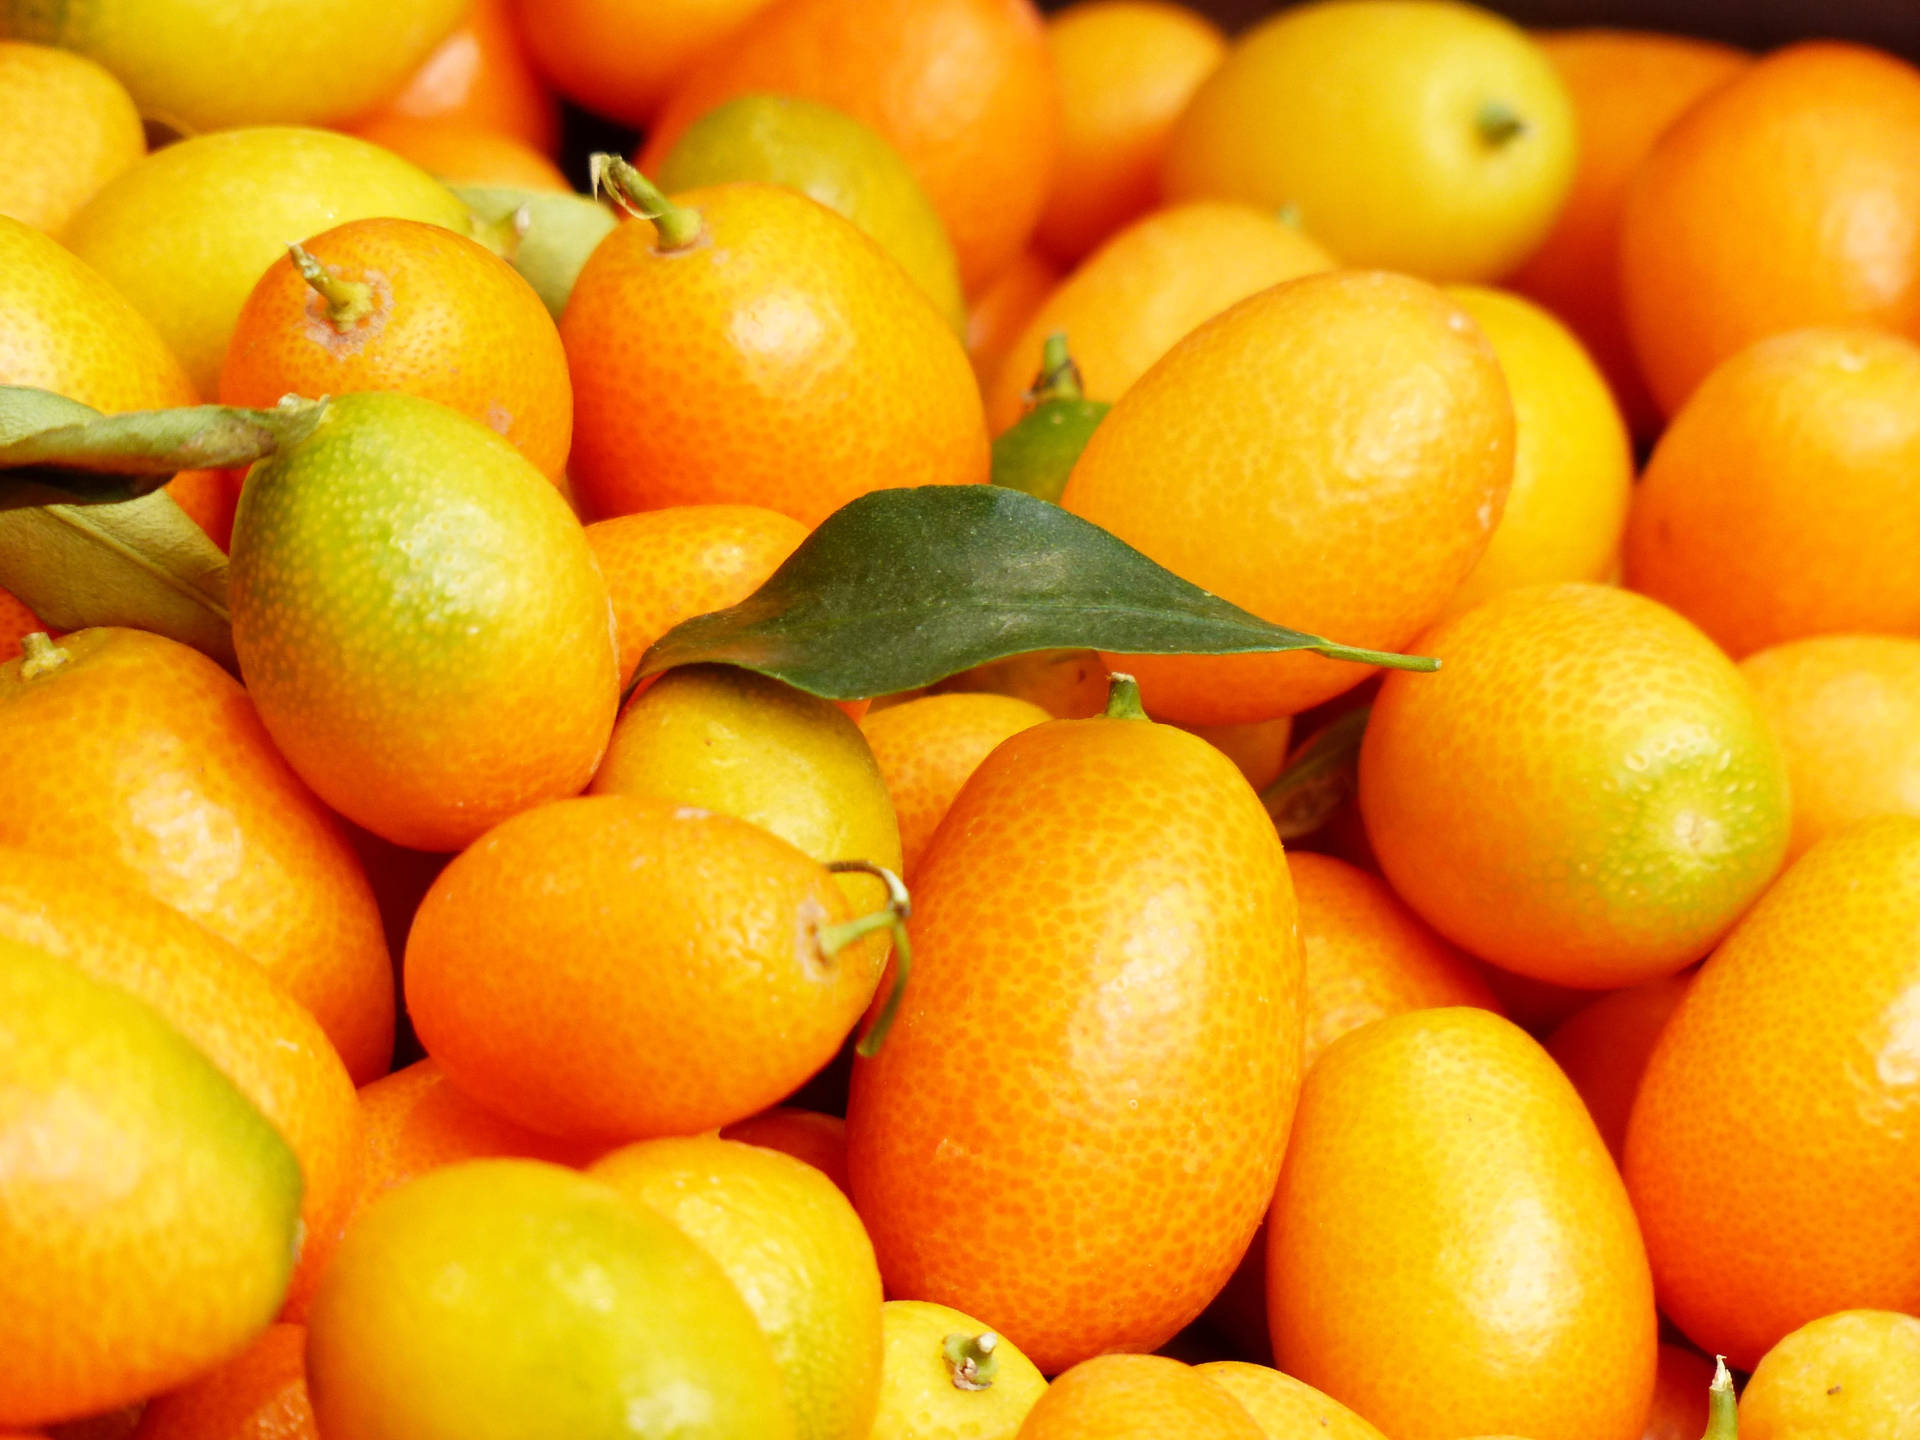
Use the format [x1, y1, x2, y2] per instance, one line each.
[590, 153, 705, 252]
[1702, 1356, 1737, 1440]
[17, 631, 68, 681]
[942, 1331, 1001, 1392]
[1103, 672, 1148, 721]
[1028, 332, 1086, 405]
[1477, 99, 1527, 146]
[819, 860, 912, 1057]
[289, 244, 374, 330]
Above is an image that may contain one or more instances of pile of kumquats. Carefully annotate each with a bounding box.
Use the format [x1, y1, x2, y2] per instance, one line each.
[3, 0, 1919, 1435]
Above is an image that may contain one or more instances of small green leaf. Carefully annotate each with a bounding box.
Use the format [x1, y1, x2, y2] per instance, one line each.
[1261, 706, 1369, 840]
[637, 485, 1438, 701]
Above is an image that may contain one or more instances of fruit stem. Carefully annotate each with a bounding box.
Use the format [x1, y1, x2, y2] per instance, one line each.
[1275, 201, 1304, 230]
[289, 244, 374, 331]
[1702, 1356, 1737, 1440]
[943, 1331, 1001, 1391]
[590, 153, 705, 252]
[818, 860, 912, 1057]
[1027, 332, 1086, 406]
[1477, 99, 1527, 146]
[17, 631, 67, 681]
[1103, 672, 1148, 721]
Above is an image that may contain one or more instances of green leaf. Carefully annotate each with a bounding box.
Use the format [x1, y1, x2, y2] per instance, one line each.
[637, 485, 1439, 700]
[1260, 706, 1369, 840]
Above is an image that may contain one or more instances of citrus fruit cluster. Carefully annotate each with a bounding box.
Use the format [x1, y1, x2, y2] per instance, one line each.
[3, 0, 1920, 1437]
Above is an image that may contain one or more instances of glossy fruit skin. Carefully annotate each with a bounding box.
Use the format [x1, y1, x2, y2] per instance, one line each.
[406, 795, 876, 1143]
[1639, 1344, 1714, 1440]
[1543, 973, 1692, 1166]
[1508, 30, 1749, 438]
[983, 200, 1333, 434]
[1623, 327, 1920, 659]
[1035, 2, 1225, 265]
[1624, 816, 1920, 1369]
[516, 0, 772, 128]
[562, 183, 987, 528]
[722, 1107, 851, 1195]
[1740, 635, 1920, 861]
[1268, 1008, 1656, 1440]
[1620, 42, 1920, 417]
[229, 390, 618, 854]
[1739, 1310, 1920, 1440]
[0, 937, 303, 1429]
[62, 126, 471, 394]
[847, 709, 1301, 1374]
[967, 249, 1061, 384]
[345, 115, 570, 191]
[1360, 583, 1791, 988]
[0, 42, 143, 234]
[868, 1300, 1048, 1440]
[221, 216, 572, 482]
[655, 93, 966, 333]
[1192, 1362, 1389, 1440]
[1161, 0, 1576, 281]
[352, 0, 560, 154]
[641, 0, 1057, 291]
[130, 1323, 315, 1440]
[305, 1159, 796, 1440]
[1062, 269, 1514, 724]
[0, 627, 394, 1083]
[592, 1136, 883, 1440]
[1016, 1356, 1263, 1439]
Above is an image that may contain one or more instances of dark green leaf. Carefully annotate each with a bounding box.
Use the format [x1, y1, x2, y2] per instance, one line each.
[1261, 706, 1369, 840]
[637, 485, 1438, 700]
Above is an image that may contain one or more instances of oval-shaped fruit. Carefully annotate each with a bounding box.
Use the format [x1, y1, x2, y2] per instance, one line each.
[1359, 583, 1792, 987]
[305, 1159, 796, 1440]
[1739, 1309, 1920, 1440]
[1017, 1356, 1264, 1439]
[0, 41, 143, 236]
[0, 937, 303, 1429]
[128, 1322, 314, 1440]
[1193, 1362, 1388, 1440]
[869, 1299, 1048, 1440]
[1061, 269, 1514, 724]
[1543, 973, 1692, 1166]
[1268, 1007, 1656, 1440]
[229, 390, 618, 853]
[1624, 816, 1920, 1369]
[847, 686, 1301, 1374]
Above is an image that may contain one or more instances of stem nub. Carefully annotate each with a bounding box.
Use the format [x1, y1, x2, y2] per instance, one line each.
[1702, 1356, 1737, 1440]
[17, 632, 68, 681]
[1102, 672, 1148, 721]
[818, 860, 912, 1057]
[943, 1331, 1001, 1392]
[289, 244, 374, 331]
[1476, 99, 1528, 146]
[1026, 332, 1086, 406]
[590, 153, 705, 252]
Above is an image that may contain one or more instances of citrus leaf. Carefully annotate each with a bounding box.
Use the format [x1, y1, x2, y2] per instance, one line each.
[0, 489, 235, 668]
[637, 485, 1439, 700]
[1261, 706, 1369, 840]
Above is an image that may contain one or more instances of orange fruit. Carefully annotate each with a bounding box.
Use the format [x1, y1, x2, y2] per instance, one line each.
[1542, 972, 1692, 1167]
[592, 1136, 884, 1440]
[1193, 1362, 1389, 1440]
[0, 937, 303, 1430]
[869, 1299, 1048, 1440]
[1624, 816, 1920, 1369]
[857, 692, 1052, 878]
[1472, 963, 1594, 1037]
[1640, 1344, 1714, 1440]
[1182, 717, 1294, 793]
[1507, 30, 1748, 438]
[407, 794, 879, 1142]
[983, 200, 1334, 433]
[1740, 635, 1920, 861]
[1061, 269, 1514, 724]
[1624, 327, 1920, 658]
[967, 248, 1062, 385]
[583, 505, 806, 688]
[0, 590, 45, 665]
[515, 0, 772, 128]
[229, 390, 618, 854]
[640, 0, 1058, 292]
[1289, 851, 1500, 1071]
[346, 114, 569, 190]
[1034, 2, 1225, 265]
[1435, 284, 1633, 622]
[0, 846, 361, 1316]
[353, 0, 560, 155]
[1268, 1008, 1656, 1440]
[847, 688, 1301, 1374]
[562, 180, 987, 527]
[1619, 41, 1920, 417]
[722, 1107, 851, 1195]
[1359, 583, 1792, 988]
[0, 627, 394, 1084]
[1015, 1356, 1262, 1438]
[1740, 1309, 1920, 1440]
[306, 1159, 796, 1439]
[936, 648, 1109, 720]
[0, 42, 143, 234]
[129, 1324, 314, 1440]
[221, 216, 571, 482]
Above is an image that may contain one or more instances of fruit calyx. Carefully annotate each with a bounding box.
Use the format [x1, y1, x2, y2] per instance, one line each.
[591, 153, 705, 253]
[289, 244, 375, 331]
[1702, 1355, 1737, 1440]
[942, 1330, 1001, 1391]
[1103, 672, 1149, 721]
[1027, 332, 1086, 408]
[816, 859, 912, 1057]
[17, 631, 69, 681]
[1476, 99, 1528, 146]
